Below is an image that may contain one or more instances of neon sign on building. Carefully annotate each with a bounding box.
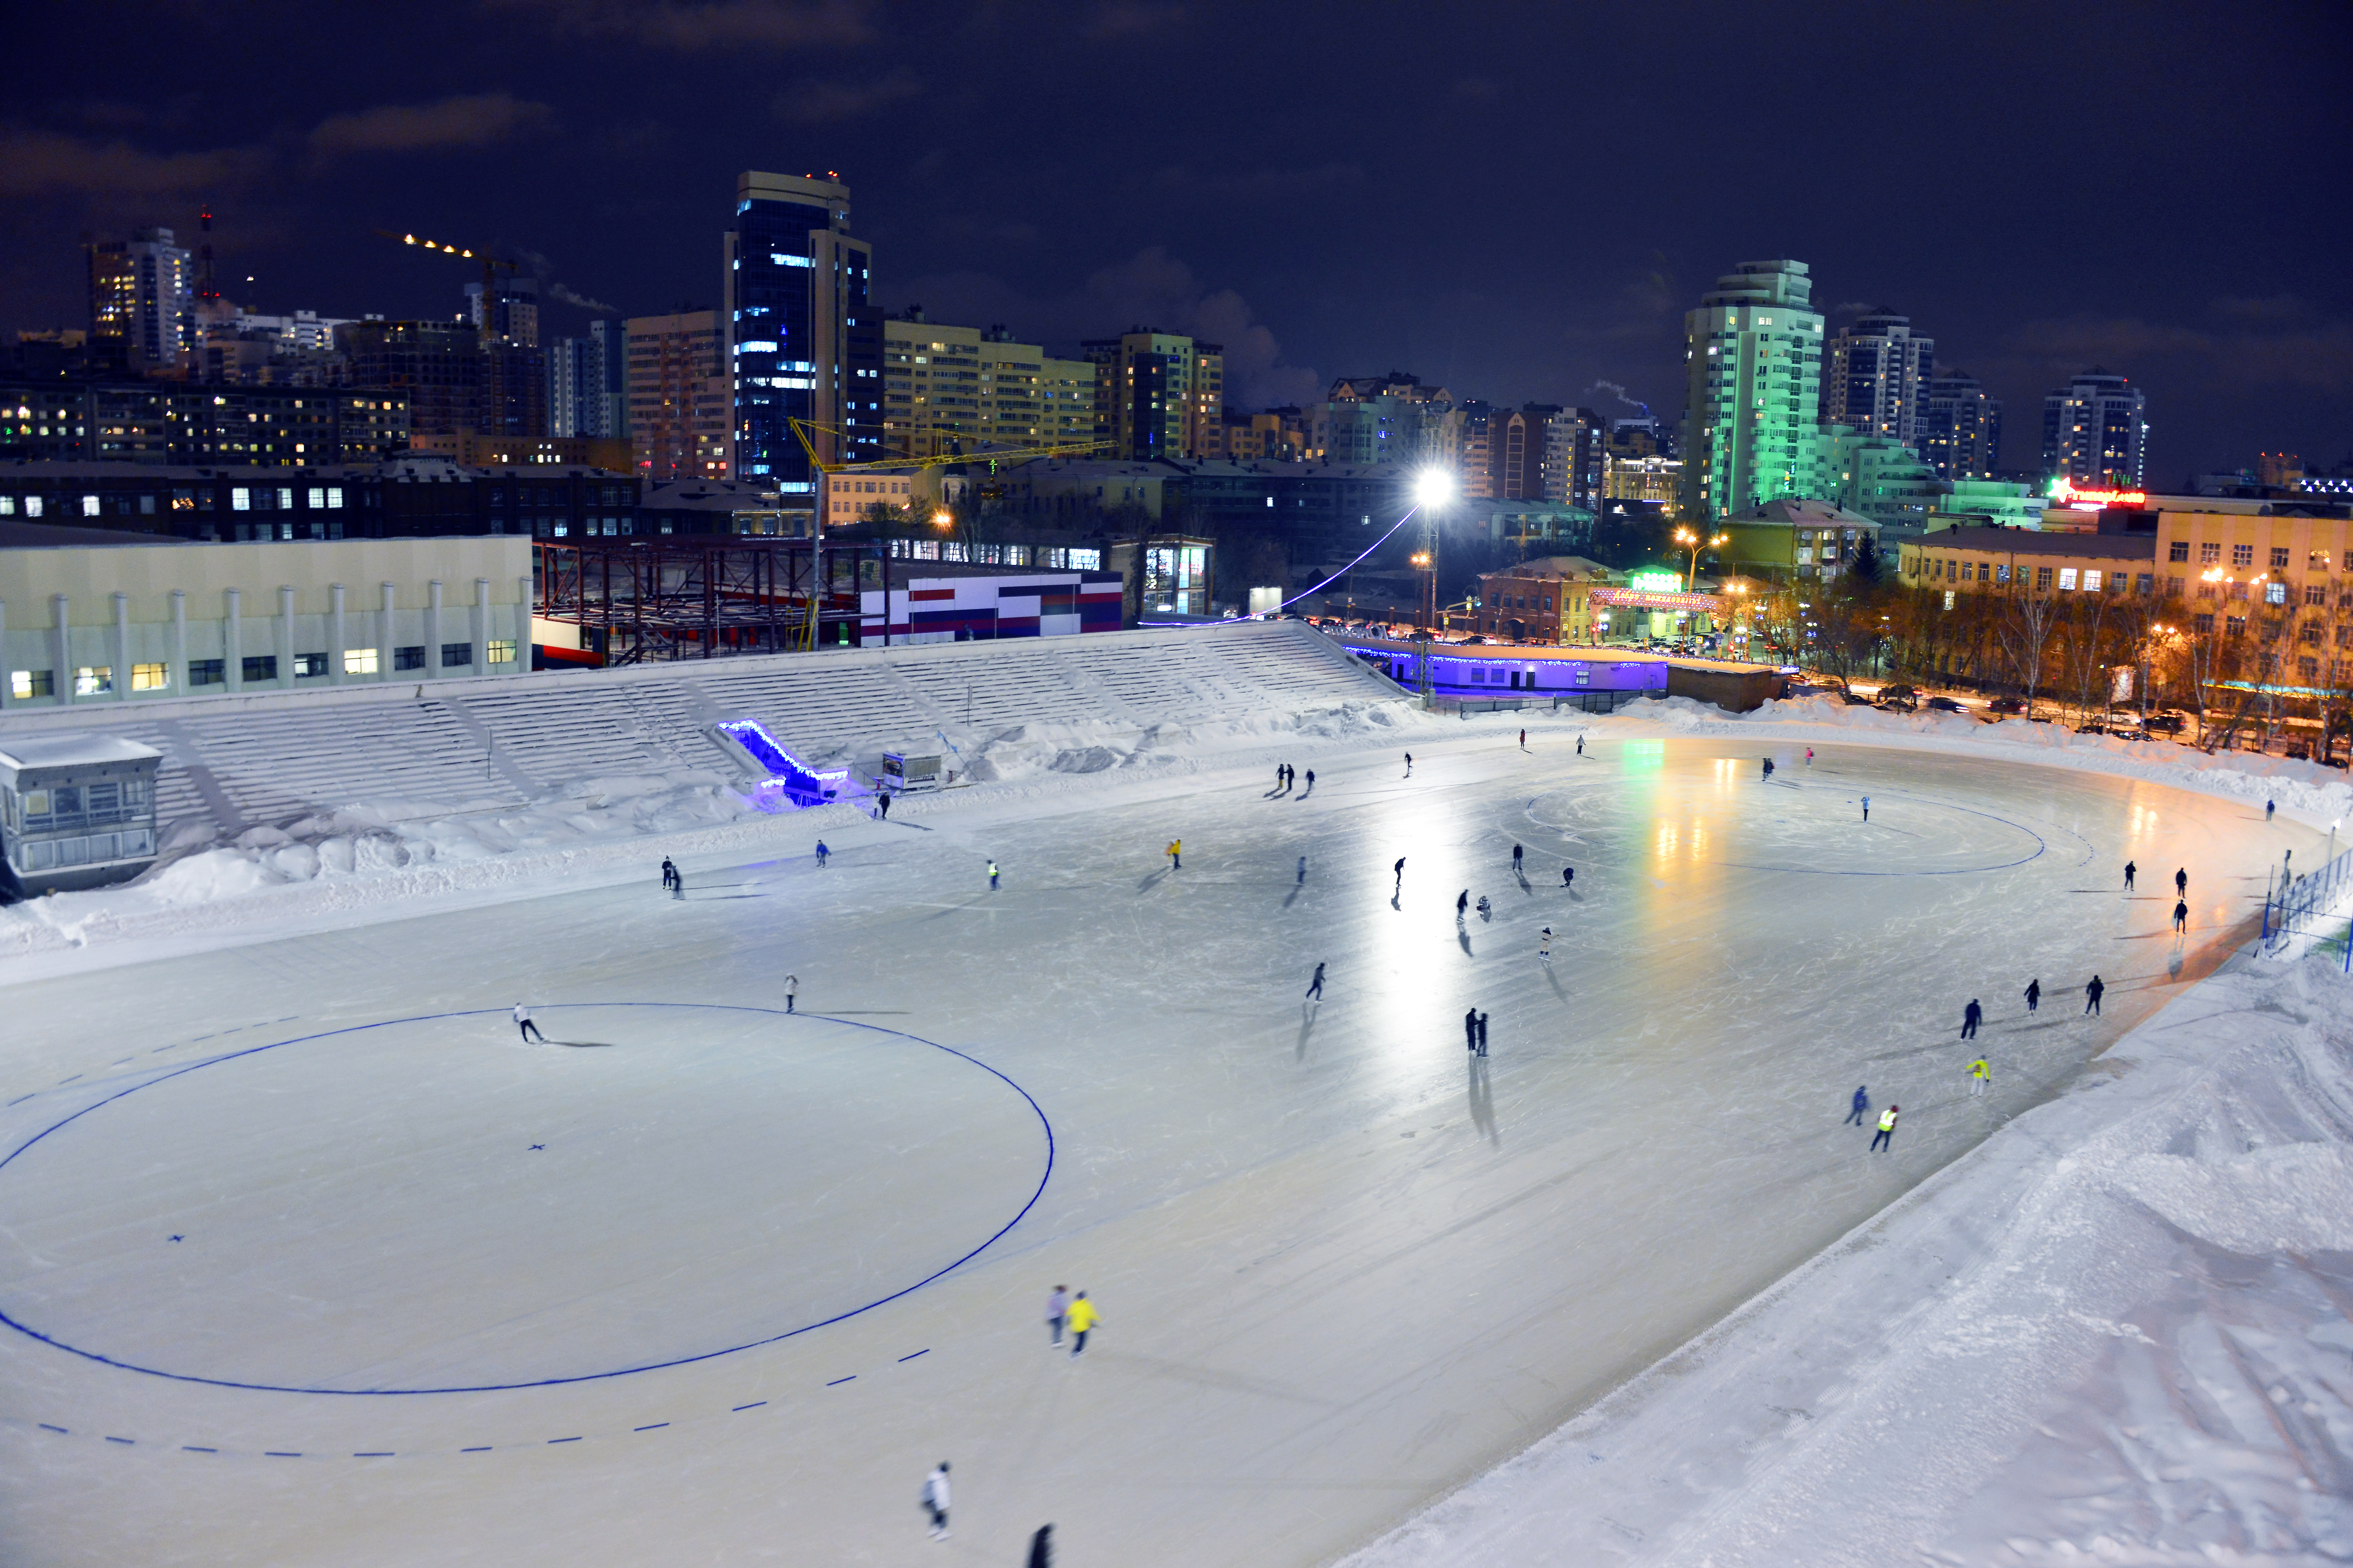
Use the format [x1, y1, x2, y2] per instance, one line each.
[2047, 477, 2148, 510]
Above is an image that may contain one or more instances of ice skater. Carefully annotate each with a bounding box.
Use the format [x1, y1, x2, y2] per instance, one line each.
[2267, 799, 2276, 821]
[1302, 769, 1314, 792]
[1404, 752, 1413, 773]
[1961, 998, 1982, 1039]
[1475, 893, 1492, 920]
[1167, 839, 1181, 870]
[1512, 842, 1524, 873]
[2024, 977, 2040, 1013]
[989, 859, 1001, 890]
[1539, 926, 1552, 964]
[1805, 747, 1814, 765]
[1762, 756, 1774, 778]
[1519, 728, 1527, 749]
[660, 857, 678, 893]
[1046, 1284, 1069, 1346]
[1456, 889, 1470, 920]
[2123, 860, 2135, 891]
[1297, 853, 1308, 884]
[2175, 867, 2188, 897]
[1562, 866, 1575, 889]
[1465, 1007, 1479, 1053]
[1306, 961, 1325, 1001]
[877, 791, 891, 820]
[1861, 795, 1871, 822]
[922, 1462, 951, 1541]
[814, 840, 829, 866]
[1066, 1292, 1098, 1358]
[513, 1003, 545, 1044]
[1475, 1011, 1489, 1058]
[1871, 1105, 1899, 1152]
[2173, 899, 2188, 932]
[783, 974, 798, 1013]
[1845, 1085, 1870, 1125]
[1576, 735, 1584, 756]
[1394, 856, 1407, 890]
[2084, 974, 2105, 1015]
[1967, 1057, 1990, 1096]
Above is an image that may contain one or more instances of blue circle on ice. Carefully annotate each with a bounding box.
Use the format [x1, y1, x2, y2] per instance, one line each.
[0, 1005, 1053, 1395]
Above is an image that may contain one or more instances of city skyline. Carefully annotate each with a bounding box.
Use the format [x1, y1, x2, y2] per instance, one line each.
[1, 2, 2346, 481]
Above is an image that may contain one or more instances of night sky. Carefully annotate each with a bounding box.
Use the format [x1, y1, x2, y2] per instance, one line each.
[4, 1, 2346, 480]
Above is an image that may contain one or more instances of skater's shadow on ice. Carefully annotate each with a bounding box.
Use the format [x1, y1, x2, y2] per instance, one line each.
[1467, 1058, 1498, 1145]
[1297, 1005, 1316, 1060]
[1457, 929, 1473, 956]
[1544, 966, 1567, 1003]
[1138, 868, 1172, 891]
[1283, 886, 1302, 909]
[1390, 893, 1402, 911]
[548, 1040, 615, 1049]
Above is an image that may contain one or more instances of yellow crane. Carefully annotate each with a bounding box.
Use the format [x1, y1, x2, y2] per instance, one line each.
[786, 419, 1117, 648]
[375, 229, 522, 347]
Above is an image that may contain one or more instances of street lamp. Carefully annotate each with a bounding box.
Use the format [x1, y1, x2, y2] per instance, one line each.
[1673, 526, 1728, 591]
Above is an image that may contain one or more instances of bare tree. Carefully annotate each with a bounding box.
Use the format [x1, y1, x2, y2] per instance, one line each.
[1997, 574, 2061, 720]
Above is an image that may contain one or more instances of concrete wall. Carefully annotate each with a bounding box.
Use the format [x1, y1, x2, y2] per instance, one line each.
[0, 536, 533, 709]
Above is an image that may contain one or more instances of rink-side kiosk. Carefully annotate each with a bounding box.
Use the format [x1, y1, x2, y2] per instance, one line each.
[0, 734, 163, 897]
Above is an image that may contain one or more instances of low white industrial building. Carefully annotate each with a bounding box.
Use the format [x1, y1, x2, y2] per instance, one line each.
[0, 521, 533, 710]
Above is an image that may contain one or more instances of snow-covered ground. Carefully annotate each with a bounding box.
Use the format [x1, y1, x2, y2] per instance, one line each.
[0, 683, 2344, 1566]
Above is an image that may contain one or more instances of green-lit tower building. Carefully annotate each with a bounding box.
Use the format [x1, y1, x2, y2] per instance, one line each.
[1679, 259, 1824, 521]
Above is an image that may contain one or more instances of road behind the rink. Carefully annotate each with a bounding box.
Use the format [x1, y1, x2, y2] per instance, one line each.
[0, 733, 2300, 1567]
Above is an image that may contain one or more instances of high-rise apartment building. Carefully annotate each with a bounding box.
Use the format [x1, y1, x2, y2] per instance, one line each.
[1311, 373, 1449, 465]
[2040, 369, 2147, 488]
[86, 227, 193, 371]
[1680, 259, 1825, 521]
[625, 310, 730, 481]
[1919, 370, 2002, 480]
[1540, 407, 1606, 509]
[1430, 401, 1496, 497]
[1084, 330, 1224, 460]
[1824, 312, 1932, 447]
[723, 170, 881, 503]
[551, 320, 627, 440]
[881, 314, 1093, 459]
[1490, 406, 1552, 501]
[340, 321, 486, 437]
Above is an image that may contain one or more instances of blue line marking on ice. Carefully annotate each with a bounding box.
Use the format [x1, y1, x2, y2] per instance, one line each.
[37, 1423, 66, 1433]
[182, 1445, 216, 1453]
[732, 1401, 765, 1411]
[354, 1451, 394, 1457]
[55, 1076, 80, 1085]
[104, 1435, 133, 1444]
[264, 1451, 301, 1457]
[898, 1349, 929, 1362]
[1717, 793, 2048, 876]
[0, 1003, 1055, 1397]
[460, 1446, 491, 1452]
[5, 1097, 31, 1107]
[827, 1376, 856, 1386]
[633, 1423, 668, 1432]
[547, 1436, 581, 1444]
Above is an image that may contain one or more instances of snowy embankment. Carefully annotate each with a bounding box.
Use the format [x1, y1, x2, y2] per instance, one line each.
[0, 697, 1415, 961]
[1344, 952, 2353, 1568]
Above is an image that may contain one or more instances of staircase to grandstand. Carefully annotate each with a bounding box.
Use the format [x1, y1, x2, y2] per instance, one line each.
[0, 622, 1395, 843]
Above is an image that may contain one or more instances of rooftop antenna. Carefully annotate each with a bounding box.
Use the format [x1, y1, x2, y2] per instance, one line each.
[196, 205, 218, 302]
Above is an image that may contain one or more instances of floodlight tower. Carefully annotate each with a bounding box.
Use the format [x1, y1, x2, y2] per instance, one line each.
[1411, 469, 1453, 704]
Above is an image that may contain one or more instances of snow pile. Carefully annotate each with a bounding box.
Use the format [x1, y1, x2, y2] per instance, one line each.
[1345, 953, 2353, 1567]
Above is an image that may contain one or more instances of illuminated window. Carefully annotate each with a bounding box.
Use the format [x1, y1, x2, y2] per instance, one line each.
[343, 648, 379, 675]
[2083, 570, 2102, 591]
[231, 487, 250, 511]
[10, 669, 53, 699]
[82, 495, 100, 516]
[2265, 581, 2287, 605]
[294, 653, 327, 678]
[2059, 569, 2078, 590]
[488, 639, 516, 664]
[74, 665, 113, 695]
[130, 662, 168, 691]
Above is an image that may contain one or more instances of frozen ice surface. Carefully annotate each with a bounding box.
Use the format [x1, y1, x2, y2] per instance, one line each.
[0, 716, 2327, 1565]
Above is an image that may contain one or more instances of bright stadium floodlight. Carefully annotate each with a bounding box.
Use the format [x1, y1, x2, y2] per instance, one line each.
[1413, 469, 1453, 508]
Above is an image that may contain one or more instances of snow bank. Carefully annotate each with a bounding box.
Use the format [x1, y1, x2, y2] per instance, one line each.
[1343, 952, 2353, 1567]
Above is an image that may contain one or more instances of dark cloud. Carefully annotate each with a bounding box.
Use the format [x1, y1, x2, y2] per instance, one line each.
[773, 70, 923, 124]
[307, 94, 554, 160]
[486, 0, 875, 48]
[0, 128, 269, 201]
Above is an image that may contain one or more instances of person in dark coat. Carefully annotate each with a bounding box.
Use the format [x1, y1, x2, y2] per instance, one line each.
[1475, 1012, 1489, 1058]
[1028, 1523, 1054, 1568]
[1306, 962, 1325, 1000]
[2084, 974, 2105, 1015]
[1845, 1086, 1870, 1125]
[2123, 861, 2136, 890]
[2025, 978, 2040, 1013]
[2174, 900, 2189, 932]
[1962, 999, 1982, 1039]
[2175, 867, 2188, 897]
[1465, 1008, 1478, 1053]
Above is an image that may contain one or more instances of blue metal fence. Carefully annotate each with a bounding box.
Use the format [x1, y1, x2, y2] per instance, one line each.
[2260, 842, 2353, 963]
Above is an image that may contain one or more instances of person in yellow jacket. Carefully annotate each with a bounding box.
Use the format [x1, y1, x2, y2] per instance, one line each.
[1871, 1104, 1899, 1152]
[1966, 1058, 1990, 1096]
[1167, 840, 1181, 870]
[1065, 1292, 1100, 1359]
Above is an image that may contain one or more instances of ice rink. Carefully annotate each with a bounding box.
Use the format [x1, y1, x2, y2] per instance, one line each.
[0, 727, 2309, 1565]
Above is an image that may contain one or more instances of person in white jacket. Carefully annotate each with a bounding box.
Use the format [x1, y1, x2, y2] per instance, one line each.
[513, 1004, 544, 1044]
[922, 1462, 951, 1540]
[784, 975, 799, 1014]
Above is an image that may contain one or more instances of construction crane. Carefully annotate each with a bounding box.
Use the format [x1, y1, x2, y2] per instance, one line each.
[786, 419, 1117, 648]
[375, 229, 521, 347]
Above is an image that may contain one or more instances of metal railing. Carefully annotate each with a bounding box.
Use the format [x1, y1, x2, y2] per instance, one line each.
[2260, 843, 2353, 963]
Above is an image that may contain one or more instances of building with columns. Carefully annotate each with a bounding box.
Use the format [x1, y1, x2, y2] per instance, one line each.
[0, 524, 531, 710]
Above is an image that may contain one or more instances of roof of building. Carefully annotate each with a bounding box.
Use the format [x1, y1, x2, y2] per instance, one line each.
[1909, 524, 2154, 559]
[1484, 555, 1613, 582]
[0, 519, 188, 550]
[0, 734, 164, 770]
[1725, 498, 1881, 529]
[641, 480, 778, 513]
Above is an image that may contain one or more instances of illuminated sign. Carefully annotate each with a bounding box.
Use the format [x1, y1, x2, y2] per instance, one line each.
[1592, 586, 1723, 613]
[1624, 570, 1682, 592]
[2047, 478, 2148, 509]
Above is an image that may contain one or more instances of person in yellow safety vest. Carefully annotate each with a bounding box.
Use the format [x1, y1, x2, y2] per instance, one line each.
[1967, 1058, 1990, 1096]
[1167, 839, 1181, 870]
[1871, 1105, 1899, 1152]
[1065, 1292, 1100, 1359]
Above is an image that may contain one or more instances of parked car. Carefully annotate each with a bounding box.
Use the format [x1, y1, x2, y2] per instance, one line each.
[1838, 691, 1876, 706]
[1875, 683, 1920, 712]
[1924, 696, 1968, 713]
[1987, 696, 2027, 715]
[2286, 744, 2312, 761]
[2140, 711, 2186, 734]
